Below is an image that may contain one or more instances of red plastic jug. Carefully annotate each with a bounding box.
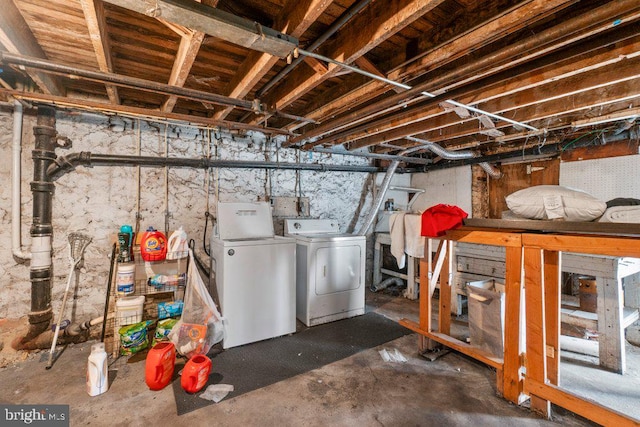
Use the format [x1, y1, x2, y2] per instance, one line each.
[140, 227, 167, 262]
[180, 355, 212, 394]
[145, 342, 176, 390]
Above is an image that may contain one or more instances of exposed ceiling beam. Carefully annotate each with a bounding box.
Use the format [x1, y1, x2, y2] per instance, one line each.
[289, 0, 640, 147]
[159, 0, 212, 113]
[100, 0, 298, 57]
[313, 34, 640, 148]
[261, 0, 445, 113]
[79, 0, 120, 104]
[161, 29, 206, 112]
[212, 0, 331, 121]
[0, 1, 63, 96]
[3, 90, 292, 135]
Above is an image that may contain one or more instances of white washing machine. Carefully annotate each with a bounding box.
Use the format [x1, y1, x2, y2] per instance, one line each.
[211, 202, 296, 348]
[284, 218, 366, 326]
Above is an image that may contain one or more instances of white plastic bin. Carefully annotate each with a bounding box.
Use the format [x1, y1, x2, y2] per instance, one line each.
[116, 295, 145, 327]
[466, 279, 505, 358]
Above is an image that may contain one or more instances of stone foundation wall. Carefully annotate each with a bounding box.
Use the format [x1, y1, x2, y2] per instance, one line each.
[0, 107, 373, 320]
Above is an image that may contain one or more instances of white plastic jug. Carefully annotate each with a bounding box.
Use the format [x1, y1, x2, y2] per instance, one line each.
[166, 226, 188, 260]
[87, 342, 109, 396]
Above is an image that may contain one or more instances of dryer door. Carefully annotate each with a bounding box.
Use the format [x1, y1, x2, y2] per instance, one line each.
[315, 245, 362, 295]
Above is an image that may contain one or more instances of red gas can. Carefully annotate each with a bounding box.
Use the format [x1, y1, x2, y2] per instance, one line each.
[140, 227, 167, 262]
[180, 354, 212, 394]
[145, 342, 176, 390]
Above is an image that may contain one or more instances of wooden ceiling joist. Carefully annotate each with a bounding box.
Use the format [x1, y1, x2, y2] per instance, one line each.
[261, 0, 446, 113]
[79, 0, 120, 104]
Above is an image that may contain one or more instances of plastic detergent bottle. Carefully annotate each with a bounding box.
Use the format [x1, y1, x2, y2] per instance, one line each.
[87, 342, 109, 396]
[166, 226, 188, 260]
[145, 342, 176, 391]
[140, 227, 167, 262]
[181, 355, 212, 394]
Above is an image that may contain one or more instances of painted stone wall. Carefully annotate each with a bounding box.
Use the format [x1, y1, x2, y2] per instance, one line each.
[0, 107, 373, 321]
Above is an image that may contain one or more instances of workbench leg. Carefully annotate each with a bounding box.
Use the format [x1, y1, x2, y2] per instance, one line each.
[439, 240, 452, 336]
[597, 276, 625, 374]
[544, 250, 560, 386]
[524, 246, 550, 418]
[503, 246, 523, 403]
[418, 241, 437, 351]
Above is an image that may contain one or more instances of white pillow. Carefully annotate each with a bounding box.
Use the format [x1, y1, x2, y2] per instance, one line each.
[505, 185, 606, 222]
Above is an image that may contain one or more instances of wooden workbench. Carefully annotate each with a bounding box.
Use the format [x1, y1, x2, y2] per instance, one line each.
[400, 222, 640, 425]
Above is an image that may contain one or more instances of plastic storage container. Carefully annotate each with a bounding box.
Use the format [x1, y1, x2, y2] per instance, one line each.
[140, 227, 167, 262]
[116, 264, 136, 296]
[145, 342, 176, 390]
[87, 342, 109, 396]
[181, 354, 212, 394]
[116, 295, 145, 326]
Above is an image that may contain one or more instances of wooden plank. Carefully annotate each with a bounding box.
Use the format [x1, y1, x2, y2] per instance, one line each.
[399, 319, 504, 369]
[503, 245, 523, 404]
[524, 379, 640, 426]
[438, 240, 452, 335]
[265, 0, 445, 111]
[467, 219, 640, 238]
[561, 139, 640, 162]
[0, 1, 63, 95]
[456, 242, 505, 261]
[457, 256, 506, 278]
[5, 90, 291, 135]
[597, 276, 626, 373]
[544, 250, 560, 386]
[445, 228, 522, 247]
[522, 234, 640, 258]
[161, 29, 206, 112]
[523, 246, 550, 417]
[418, 239, 435, 351]
[303, 56, 329, 75]
[79, 0, 120, 104]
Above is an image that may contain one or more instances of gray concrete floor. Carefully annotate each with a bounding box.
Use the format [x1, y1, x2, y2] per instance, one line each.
[0, 291, 601, 427]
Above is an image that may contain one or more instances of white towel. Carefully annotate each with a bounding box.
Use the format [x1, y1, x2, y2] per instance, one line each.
[389, 212, 406, 269]
[404, 214, 425, 258]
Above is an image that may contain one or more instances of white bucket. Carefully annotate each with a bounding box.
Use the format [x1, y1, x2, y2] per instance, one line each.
[116, 264, 136, 296]
[116, 295, 145, 327]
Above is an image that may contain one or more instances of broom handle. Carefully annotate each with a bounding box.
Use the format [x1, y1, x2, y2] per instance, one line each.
[101, 244, 117, 343]
[46, 260, 79, 369]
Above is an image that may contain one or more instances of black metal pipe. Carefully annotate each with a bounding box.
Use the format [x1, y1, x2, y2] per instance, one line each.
[16, 107, 57, 347]
[47, 152, 381, 180]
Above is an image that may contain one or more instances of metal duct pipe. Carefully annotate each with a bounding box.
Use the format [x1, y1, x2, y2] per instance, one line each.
[479, 162, 503, 179]
[356, 149, 412, 236]
[406, 136, 502, 178]
[12, 100, 31, 261]
[256, 0, 373, 98]
[47, 152, 381, 180]
[13, 106, 57, 349]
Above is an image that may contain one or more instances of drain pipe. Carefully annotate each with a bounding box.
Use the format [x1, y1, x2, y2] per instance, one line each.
[13, 106, 58, 349]
[12, 100, 31, 261]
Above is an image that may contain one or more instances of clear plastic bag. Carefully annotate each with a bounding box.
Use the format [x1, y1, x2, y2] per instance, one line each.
[169, 249, 224, 358]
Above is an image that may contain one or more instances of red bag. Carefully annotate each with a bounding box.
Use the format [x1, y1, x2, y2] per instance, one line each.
[421, 204, 468, 237]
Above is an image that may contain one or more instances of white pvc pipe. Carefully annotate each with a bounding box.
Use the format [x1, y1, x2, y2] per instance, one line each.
[12, 100, 31, 260]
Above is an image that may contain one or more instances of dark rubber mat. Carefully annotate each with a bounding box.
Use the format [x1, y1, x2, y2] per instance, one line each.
[173, 312, 412, 415]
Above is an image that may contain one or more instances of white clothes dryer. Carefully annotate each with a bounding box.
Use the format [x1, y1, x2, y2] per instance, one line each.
[284, 218, 366, 326]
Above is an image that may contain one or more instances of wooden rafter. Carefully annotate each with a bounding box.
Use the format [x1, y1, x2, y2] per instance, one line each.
[261, 0, 445, 114]
[313, 34, 640, 149]
[158, 0, 211, 113]
[79, 0, 120, 104]
[0, 0, 63, 95]
[286, 0, 580, 141]
[290, 0, 640, 148]
[212, 0, 332, 121]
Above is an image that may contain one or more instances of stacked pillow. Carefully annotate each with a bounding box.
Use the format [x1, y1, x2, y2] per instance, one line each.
[505, 185, 607, 222]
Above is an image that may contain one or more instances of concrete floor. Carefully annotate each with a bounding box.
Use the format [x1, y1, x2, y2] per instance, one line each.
[0, 291, 599, 427]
